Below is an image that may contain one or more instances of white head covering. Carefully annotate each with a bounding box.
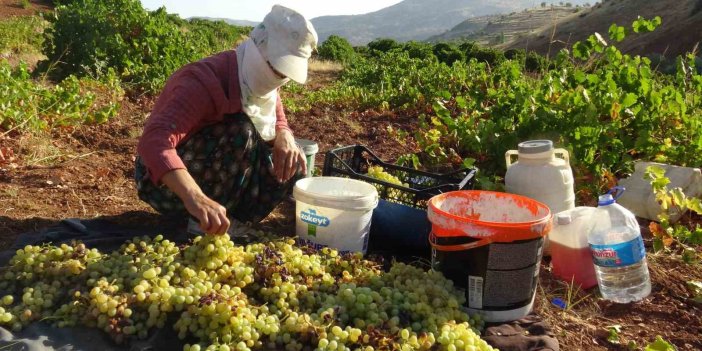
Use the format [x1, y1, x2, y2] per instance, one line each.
[235, 5, 318, 141]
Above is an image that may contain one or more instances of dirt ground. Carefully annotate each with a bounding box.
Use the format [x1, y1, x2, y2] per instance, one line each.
[1, 2, 701, 349]
[0, 0, 51, 17]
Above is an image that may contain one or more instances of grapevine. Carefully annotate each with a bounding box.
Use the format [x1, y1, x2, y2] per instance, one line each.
[0, 234, 491, 351]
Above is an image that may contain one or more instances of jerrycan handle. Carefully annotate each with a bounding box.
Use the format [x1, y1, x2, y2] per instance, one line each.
[554, 148, 570, 164]
[607, 186, 626, 201]
[505, 150, 519, 168]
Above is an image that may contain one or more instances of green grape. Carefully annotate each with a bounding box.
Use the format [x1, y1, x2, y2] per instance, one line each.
[0, 234, 494, 350]
[366, 165, 411, 203]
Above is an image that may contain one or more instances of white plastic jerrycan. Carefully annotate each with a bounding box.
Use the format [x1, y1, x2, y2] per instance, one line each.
[505, 140, 576, 254]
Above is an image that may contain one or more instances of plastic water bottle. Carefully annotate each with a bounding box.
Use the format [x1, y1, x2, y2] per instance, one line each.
[588, 187, 651, 303]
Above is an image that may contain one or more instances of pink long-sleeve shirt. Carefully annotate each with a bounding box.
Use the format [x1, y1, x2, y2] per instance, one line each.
[137, 50, 291, 184]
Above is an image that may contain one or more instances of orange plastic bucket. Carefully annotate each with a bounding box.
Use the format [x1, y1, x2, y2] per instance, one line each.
[428, 190, 552, 248]
[427, 190, 552, 323]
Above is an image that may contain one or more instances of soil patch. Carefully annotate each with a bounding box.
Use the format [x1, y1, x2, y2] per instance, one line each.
[0, 0, 52, 17]
[536, 254, 702, 350]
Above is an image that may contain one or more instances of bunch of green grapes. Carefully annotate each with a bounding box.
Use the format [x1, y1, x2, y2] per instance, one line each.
[366, 165, 414, 204]
[0, 234, 494, 351]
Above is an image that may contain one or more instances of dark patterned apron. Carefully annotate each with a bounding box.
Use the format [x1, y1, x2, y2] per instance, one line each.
[134, 113, 301, 224]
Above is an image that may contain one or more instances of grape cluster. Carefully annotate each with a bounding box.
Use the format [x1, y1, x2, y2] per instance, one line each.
[0, 233, 494, 351]
[366, 166, 414, 204]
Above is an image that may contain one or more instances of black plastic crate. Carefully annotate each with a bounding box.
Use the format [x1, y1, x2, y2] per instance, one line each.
[322, 145, 477, 208]
[323, 145, 477, 258]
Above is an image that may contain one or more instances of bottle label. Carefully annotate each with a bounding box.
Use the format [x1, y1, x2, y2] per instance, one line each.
[589, 236, 645, 267]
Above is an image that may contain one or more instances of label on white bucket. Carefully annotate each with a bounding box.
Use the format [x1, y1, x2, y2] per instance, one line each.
[296, 204, 373, 255]
[468, 276, 484, 309]
[300, 209, 331, 231]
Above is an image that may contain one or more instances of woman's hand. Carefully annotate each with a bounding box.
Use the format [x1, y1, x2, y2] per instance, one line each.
[182, 191, 230, 235]
[161, 169, 230, 234]
[272, 129, 306, 183]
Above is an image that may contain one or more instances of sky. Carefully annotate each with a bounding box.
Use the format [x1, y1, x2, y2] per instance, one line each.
[139, 1, 404, 22]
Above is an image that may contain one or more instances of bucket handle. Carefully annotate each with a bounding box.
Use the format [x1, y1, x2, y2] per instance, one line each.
[554, 148, 570, 164]
[429, 232, 493, 251]
[505, 150, 519, 168]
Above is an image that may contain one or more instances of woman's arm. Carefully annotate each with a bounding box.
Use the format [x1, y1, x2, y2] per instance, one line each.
[275, 91, 291, 133]
[272, 91, 306, 182]
[160, 169, 229, 234]
[137, 67, 229, 234]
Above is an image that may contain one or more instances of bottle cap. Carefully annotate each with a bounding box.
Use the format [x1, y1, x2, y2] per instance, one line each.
[551, 297, 567, 309]
[598, 194, 615, 206]
[518, 140, 554, 154]
[556, 213, 572, 225]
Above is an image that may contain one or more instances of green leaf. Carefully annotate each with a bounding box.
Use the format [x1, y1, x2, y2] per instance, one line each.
[632, 17, 645, 33]
[644, 336, 677, 351]
[608, 24, 627, 42]
[670, 188, 686, 209]
[606, 325, 621, 344]
[455, 96, 467, 110]
[622, 93, 638, 108]
[644, 165, 666, 180]
[572, 41, 591, 60]
[589, 33, 608, 53]
[462, 158, 476, 168]
[652, 16, 662, 29]
[432, 100, 451, 120]
[686, 197, 702, 214]
[573, 70, 586, 83]
[633, 16, 662, 34]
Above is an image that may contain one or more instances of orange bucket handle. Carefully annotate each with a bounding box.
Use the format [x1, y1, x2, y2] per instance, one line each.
[429, 231, 493, 251]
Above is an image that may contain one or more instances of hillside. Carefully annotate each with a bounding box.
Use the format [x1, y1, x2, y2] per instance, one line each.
[189, 17, 258, 27]
[429, 6, 584, 45]
[505, 0, 702, 57]
[310, 0, 590, 45]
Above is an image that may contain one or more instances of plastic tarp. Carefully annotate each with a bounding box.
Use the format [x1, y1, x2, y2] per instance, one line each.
[0, 218, 559, 351]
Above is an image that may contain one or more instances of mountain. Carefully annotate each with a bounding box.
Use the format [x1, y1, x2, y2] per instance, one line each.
[189, 17, 258, 27]
[429, 6, 585, 45]
[505, 0, 702, 57]
[310, 0, 591, 45]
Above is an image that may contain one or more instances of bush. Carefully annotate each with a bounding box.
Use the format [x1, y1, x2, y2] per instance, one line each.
[353, 45, 371, 58]
[0, 60, 122, 132]
[401, 41, 435, 60]
[504, 49, 526, 61]
[187, 19, 251, 55]
[466, 46, 505, 66]
[317, 35, 356, 63]
[39, 0, 247, 93]
[367, 38, 400, 54]
[458, 42, 477, 57]
[525, 51, 549, 71]
[432, 43, 464, 65]
[0, 16, 46, 55]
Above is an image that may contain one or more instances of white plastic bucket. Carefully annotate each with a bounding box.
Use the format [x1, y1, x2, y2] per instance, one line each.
[293, 177, 379, 254]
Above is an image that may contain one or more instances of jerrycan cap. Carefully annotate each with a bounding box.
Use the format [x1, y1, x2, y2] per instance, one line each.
[518, 140, 554, 154]
[598, 186, 625, 206]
